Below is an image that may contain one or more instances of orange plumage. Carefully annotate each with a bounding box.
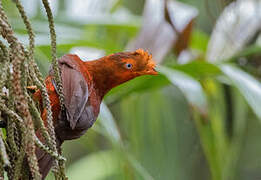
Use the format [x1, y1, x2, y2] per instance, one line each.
[33, 49, 157, 179]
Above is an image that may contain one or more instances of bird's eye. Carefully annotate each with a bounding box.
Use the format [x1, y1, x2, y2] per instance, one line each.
[125, 63, 133, 69]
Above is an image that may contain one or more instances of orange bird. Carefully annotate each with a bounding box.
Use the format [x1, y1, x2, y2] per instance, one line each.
[33, 49, 157, 179]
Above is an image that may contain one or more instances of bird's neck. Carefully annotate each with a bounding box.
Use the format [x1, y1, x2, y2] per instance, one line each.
[84, 57, 120, 98]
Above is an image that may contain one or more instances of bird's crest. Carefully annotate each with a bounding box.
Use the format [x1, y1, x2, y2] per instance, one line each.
[108, 49, 156, 69]
[134, 49, 152, 62]
[134, 49, 156, 68]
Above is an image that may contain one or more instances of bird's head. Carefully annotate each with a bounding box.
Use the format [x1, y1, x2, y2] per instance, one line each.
[102, 49, 157, 88]
[108, 48, 157, 76]
[85, 49, 157, 96]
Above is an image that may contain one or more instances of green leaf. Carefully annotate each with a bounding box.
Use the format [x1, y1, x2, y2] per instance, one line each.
[97, 103, 121, 144]
[221, 64, 261, 119]
[158, 66, 207, 112]
[190, 29, 209, 52]
[229, 45, 261, 61]
[126, 154, 154, 180]
[67, 151, 119, 180]
[110, 0, 123, 13]
[106, 75, 169, 104]
[172, 61, 221, 79]
[96, 104, 154, 180]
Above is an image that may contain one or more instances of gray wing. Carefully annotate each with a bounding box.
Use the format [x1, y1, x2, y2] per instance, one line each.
[59, 55, 89, 130]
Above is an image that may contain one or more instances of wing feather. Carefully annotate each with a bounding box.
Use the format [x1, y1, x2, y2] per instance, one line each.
[59, 55, 89, 130]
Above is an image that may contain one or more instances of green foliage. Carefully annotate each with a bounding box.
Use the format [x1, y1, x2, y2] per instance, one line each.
[4, 0, 261, 179]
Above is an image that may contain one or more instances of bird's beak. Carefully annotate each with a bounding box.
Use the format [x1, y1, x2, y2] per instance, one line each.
[145, 59, 158, 75]
[145, 67, 158, 75]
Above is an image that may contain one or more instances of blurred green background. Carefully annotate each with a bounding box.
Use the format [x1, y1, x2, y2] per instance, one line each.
[3, 0, 261, 179]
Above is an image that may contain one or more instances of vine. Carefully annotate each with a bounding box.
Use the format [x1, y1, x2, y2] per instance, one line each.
[0, 0, 67, 179]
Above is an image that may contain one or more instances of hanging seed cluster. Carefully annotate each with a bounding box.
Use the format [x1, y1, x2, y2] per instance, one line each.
[0, 0, 67, 179]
